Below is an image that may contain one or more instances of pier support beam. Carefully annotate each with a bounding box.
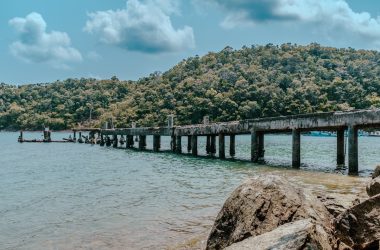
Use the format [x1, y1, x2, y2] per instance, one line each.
[113, 135, 118, 148]
[126, 135, 134, 148]
[100, 134, 104, 146]
[348, 126, 358, 175]
[171, 136, 176, 152]
[251, 130, 258, 162]
[73, 131, 77, 142]
[210, 135, 216, 156]
[337, 129, 345, 167]
[292, 129, 301, 168]
[206, 135, 211, 154]
[230, 134, 235, 157]
[153, 135, 160, 152]
[187, 135, 192, 152]
[258, 132, 265, 159]
[219, 134, 225, 159]
[139, 135, 146, 150]
[191, 135, 198, 156]
[176, 136, 182, 154]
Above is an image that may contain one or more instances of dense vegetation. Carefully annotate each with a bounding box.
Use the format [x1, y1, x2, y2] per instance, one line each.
[1, 43, 380, 130]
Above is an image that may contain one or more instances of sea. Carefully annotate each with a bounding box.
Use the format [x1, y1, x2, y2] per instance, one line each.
[0, 132, 377, 249]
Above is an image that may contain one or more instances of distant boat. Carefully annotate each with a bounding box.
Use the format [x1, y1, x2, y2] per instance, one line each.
[306, 130, 370, 137]
[368, 131, 380, 137]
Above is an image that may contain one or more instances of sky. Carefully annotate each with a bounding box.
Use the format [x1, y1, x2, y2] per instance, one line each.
[1, 0, 380, 85]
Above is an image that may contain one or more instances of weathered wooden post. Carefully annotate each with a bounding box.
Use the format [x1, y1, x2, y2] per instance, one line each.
[348, 125, 358, 175]
[113, 135, 118, 148]
[292, 129, 301, 168]
[153, 135, 160, 152]
[251, 129, 258, 162]
[337, 128, 345, 167]
[219, 133, 225, 159]
[73, 131, 77, 141]
[229, 134, 235, 157]
[206, 135, 211, 154]
[210, 135, 216, 156]
[191, 135, 198, 156]
[258, 132, 265, 159]
[18, 131, 23, 143]
[187, 135, 192, 152]
[176, 136, 182, 154]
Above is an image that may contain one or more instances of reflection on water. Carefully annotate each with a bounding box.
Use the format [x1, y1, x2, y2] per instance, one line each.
[0, 132, 376, 249]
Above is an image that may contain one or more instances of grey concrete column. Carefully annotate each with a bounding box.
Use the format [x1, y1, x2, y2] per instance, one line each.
[138, 135, 146, 150]
[348, 126, 358, 175]
[206, 135, 211, 154]
[211, 135, 216, 156]
[230, 134, 235, 157]
[292, 129, 301, 168]
[73, 131, 77, 141]
[219, 134, 225, 159]
[251, 130, 258, 162]
[337, 129, 345, 167]
[113, 135, 118, 148]
[176, 136, 182, 154]
[100, 134, 105, 146]
[126, 135, 134, 148]
[171, 136, 176, 152]
[153, 135, 160, 152]
[258, 132, 265, 158]
[187, 135, 192, 152]
[191, 135, 198, 156]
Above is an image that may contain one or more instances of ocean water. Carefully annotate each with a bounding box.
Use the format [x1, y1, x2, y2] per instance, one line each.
[0, 132, 377, 249]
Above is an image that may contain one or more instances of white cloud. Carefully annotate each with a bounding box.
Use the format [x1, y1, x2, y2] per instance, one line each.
[208, 0, 380, 47]
[9, 12, 82, 68]
[84, 0, 195, 53]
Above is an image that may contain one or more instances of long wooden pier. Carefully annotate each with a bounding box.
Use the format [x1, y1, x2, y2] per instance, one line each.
[21, 109, 380, 175]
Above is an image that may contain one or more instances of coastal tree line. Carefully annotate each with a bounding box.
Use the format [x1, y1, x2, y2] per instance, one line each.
[1, 43, 380, 130]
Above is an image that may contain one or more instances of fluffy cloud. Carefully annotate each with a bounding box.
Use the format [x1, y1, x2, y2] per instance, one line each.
[9, 12, 82, 68]
[84, 0, 195, 53]
[210, 0, 380, 46]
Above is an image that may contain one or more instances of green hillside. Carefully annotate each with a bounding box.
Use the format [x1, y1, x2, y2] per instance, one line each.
[1, 43, 380, 130]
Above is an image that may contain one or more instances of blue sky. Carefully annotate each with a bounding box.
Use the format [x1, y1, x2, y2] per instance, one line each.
[1, 0, 380, 84]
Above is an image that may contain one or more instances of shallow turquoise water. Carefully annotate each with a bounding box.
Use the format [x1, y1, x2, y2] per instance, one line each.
[0, 132, 378, 249]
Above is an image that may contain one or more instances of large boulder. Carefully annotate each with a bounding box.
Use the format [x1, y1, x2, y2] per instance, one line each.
[366, 177, 380, 197]
[335, 193, 380, 249]
[206, 175, 335, 250]
[225, 219, 332, 250]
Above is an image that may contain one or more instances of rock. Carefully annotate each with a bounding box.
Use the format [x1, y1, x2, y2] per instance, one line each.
[225, 219, 332, 250]
[335, 193, 380, 249]
[206, 175, 335, 250]
[317, 194, 348, 217]
[366, 177, 380, 197]
[372, 165, 380, 179]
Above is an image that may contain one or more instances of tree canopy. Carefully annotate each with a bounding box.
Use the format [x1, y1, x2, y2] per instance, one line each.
[1, 43, 380, 130]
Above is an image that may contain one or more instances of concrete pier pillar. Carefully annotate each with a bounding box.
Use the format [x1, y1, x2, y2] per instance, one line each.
[210, 135, 216, 156]
[73, 131, 77, 141]
[100, 134, 105, 146]
[219, 134, 225, 159]
[337, 129, 345, 167]
[191, 135, 198, 156]
[251, 130, 258, 162]
[230, 134, 235, 157]
[176, 136, 182, 153]
[258, 132, 265, 158]
[206, 135, 211, 154]
[139, 135, 146, 150]
[171, 136, 176, 152]
[348, 126, 358, 175]
[18, 131, 23, 142]
[292, 129, 301, 168]
[106, 136, 111, 146]
[153, 135, 160, 152]
[187, 135, 192, 152]
[113, 135, 118, 148]
[126, 135, 134, 148]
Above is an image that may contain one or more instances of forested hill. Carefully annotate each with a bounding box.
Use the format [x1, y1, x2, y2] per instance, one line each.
[1, 43, 380, 130]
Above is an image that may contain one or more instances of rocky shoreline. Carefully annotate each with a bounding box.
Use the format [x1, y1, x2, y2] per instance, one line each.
[205, 166, 380, 250]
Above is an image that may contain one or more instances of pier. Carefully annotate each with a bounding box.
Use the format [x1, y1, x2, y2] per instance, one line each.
[20, 109, 380, 175]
